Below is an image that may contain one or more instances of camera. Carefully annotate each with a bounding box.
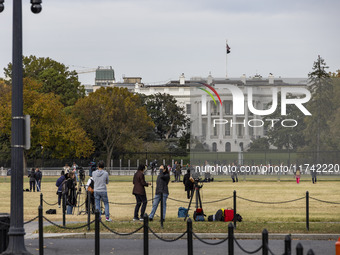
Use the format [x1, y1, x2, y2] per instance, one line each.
[150, 160, 157, 169]
[77, 166, 85, 182]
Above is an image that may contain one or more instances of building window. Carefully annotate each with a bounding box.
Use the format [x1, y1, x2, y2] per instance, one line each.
[225, 142, 231, 152]
[186, 104, 191, 114]
[225, 101, 232, 115]
[213, 125, 217, 136]
[225, 124, 230, 136]
[202, 123, 206, 137]
[212, 142, 217, 152]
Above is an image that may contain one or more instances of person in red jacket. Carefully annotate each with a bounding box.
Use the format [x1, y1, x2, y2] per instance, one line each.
[132, 164, 151, 221]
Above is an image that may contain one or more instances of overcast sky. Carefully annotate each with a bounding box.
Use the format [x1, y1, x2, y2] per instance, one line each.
[0, 0, 339, 85]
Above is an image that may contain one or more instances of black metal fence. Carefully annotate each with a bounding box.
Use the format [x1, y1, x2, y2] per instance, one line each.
[2, 150, 340, 169]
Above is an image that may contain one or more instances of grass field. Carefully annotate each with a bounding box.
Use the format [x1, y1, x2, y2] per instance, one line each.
[0, 175, 339, 233]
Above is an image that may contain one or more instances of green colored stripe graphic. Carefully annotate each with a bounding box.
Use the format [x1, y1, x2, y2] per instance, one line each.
[199, 87, 217, 105]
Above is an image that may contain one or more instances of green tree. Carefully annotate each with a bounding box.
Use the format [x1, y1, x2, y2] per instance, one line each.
[4, 55, 84, 106]
[73, 87, 154, 167]
[141, 93, 189, 140]
[303, 56, 334, 159]
[248, 137, 270, 151]
[264, 93, 306, 150]
[0, 78, 94, 159]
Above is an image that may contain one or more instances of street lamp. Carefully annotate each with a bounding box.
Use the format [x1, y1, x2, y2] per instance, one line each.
[1, 0, 42, 254]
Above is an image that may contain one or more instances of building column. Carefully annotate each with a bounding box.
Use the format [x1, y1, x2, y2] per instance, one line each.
[198, 101, 202, 136]
[219, 103, 223, 139]
[207, 101, 211, 140]
[244, 98, 249, 139]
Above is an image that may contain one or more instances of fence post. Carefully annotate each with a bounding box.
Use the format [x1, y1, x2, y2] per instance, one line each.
[233, 190, 237, 229]
[40, 193, 43, 207]
[38, 205, 43, 255]
[160, 193, 164, 228]
[296, 243, 303, 255]
[87, 190, 91, 231]
[228, 223, 234, 255]
[284, 234, 291, 255]
[262, 229, 268, 255]
[187, 218, 193, 255]
[143, 213, 149, 255]
[62, 194, 66, 227]
[306, 191, 309, 231]
[95, 210, 100, 255]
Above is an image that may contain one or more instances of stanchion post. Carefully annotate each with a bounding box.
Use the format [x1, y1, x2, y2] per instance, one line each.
[262, 228, 268, 255]
[296, 243, 303, 255]
[40, 193, 43, 207]
[38, 205, 43, 255]
[160, 192, 164, 228]
[233, 190, 237, 229]
[187, 218, 193, 255]
[87, 190, 91, 231]
[284, 234, 291, 255]
[143, 213, 149, 255]
[306, 249, 315, 255]
[306, 191, 309, 231]
[62, 194, 66, 227]
[228, 222, 234, 255]
[95, 210, 100, 255]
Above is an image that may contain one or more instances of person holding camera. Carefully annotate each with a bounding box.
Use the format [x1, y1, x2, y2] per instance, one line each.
[149, 165, 170, 221]
[183, 168, 194, 199]
[28, 168, 36, 192]
[132, 164, 151, 221]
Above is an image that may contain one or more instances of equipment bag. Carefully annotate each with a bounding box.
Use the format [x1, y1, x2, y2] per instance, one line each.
[194, 208, 205, 221]
[178, 207, 188, 218]
[224, 208, 234, 222]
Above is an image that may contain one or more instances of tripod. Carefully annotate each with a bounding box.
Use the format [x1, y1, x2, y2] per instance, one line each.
[184, 182, 203, 221]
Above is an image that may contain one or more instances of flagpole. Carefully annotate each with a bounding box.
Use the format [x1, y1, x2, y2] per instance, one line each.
[226, 39, 228, 78]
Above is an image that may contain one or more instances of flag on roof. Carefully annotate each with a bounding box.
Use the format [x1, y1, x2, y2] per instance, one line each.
[226, 43, 231, 54]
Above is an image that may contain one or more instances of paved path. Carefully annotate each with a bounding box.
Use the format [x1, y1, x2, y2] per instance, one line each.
[25, 238, 335, 255]
[23, 221, 338, 254]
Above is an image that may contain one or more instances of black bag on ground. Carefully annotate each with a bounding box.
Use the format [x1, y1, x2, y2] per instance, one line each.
[46, 209, 56, 214]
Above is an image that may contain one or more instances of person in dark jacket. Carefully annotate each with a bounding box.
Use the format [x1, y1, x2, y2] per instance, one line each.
[149, 165, 170, 221]
[55, 171, 65, 208]
[66, 171, 77, 214]
[28, 168, 36, 192]
[183, 168, 194, 199]
[132, 164, 151, 221]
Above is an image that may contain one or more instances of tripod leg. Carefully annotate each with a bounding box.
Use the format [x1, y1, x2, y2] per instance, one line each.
[197, 189, 203, 210]
[184, 189, 195, 221]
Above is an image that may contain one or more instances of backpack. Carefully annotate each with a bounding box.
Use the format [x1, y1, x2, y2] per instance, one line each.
[193, 208, 205, 221]
[215, 209, 224, 221]
[178, 207, 188, 218]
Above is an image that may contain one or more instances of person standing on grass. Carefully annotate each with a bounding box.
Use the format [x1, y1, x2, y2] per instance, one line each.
[35, 168, 42, 192]
[183, 168, 194, 199]
[149, 165, 170, 221]
[92, 160, 112, 222]
[295, 166, 301, 184]
[28, 168, 36, 192]
[65, 171, 77, 214]
[56, 170, 65, 208]
[132, 164, 151, 221]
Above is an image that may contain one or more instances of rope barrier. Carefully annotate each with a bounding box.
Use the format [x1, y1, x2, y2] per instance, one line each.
[24, 216, 39, 225]
[310, 197, 340, 204]
[100, 221, 143, 236]
[148, 227, 187, 242]
[43, 216, 95, 230]
[204, 196, 233, 204]
[42, 199, 58, 206]
[233, 237, 263, 254]
[108, 198, 153, 206]
[0, 220, 10, 226]
[192, 232, 228, 245]
[167, 197, 189, 204]
[237, 196, 305, 204]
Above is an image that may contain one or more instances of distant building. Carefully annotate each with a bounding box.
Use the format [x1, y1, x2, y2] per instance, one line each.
[93, 66, 115, 91]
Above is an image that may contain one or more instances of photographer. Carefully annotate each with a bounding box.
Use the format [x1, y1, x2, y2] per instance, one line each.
[85, 174, 95, 214]
[183, 168, 194, 199]
[66, 171, 77, 214]
[56, 170, 65, 208]
[149, 165, 170, 221]
[132, 164, 151, 221]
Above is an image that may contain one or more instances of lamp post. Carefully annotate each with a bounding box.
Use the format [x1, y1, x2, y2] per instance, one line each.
[0, 1, 42, 254]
